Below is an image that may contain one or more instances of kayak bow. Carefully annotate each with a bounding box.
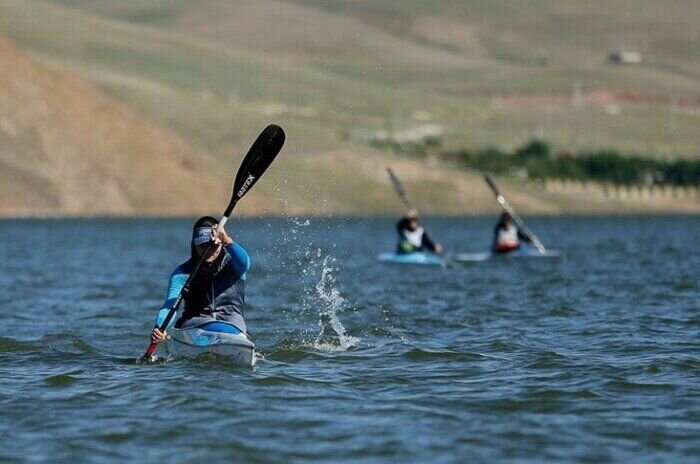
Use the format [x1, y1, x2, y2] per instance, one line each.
[378, 252, 446, 267]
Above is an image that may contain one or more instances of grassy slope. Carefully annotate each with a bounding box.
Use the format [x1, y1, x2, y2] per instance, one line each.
[0, 0, 697, 215]
[0, 36, 246, 216]
[0, 0, 488, 217]
[38, 0, 700, 157]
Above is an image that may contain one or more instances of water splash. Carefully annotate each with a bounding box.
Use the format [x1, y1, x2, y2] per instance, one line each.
[268, 217, 358, 352]
[312, 256, 360, 352]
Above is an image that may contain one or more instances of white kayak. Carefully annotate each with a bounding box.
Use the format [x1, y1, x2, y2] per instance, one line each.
[378, 251, 446, 267]
[453, 246, 566, 263]
[167, 322, 256, 366]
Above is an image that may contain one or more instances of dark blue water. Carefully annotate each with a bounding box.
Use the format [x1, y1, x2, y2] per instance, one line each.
[1, 216, 699, 463]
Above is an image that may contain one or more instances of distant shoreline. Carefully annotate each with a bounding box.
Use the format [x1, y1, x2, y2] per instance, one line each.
[1, 210, 698, 220]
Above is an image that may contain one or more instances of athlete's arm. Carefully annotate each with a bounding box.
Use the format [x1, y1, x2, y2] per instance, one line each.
[423, 232, 443, 254]
[212, 225, 251, 279]
[153, 266, 187, 329]
[422, 231, 437, 252]
[397, 218, 408, 236]
[224, 241, 250, 279]
[517, 229, 532, 242]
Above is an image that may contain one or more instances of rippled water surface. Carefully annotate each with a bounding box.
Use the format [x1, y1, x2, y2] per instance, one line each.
[1, 216, 698, 463]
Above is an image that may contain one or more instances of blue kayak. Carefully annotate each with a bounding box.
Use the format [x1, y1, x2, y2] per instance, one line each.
[453, 245, 565, 263]
[378, 252, 446, 266]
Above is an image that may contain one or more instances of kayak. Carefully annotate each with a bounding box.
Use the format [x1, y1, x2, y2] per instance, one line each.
[453, 246, 565, 263]
[378, 251, 446, 267]
[167, 321, 256, 366]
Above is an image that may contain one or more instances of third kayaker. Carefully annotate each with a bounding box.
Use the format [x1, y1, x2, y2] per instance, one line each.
[396, 209, 443, 255]
[150, 216, 251, 346]
[492, 212, 533, 254]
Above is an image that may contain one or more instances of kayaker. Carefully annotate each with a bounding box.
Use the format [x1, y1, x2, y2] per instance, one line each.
[492, 212, 532, 254]
[150, 216, 251, 345]
[396, 209, 443, 254]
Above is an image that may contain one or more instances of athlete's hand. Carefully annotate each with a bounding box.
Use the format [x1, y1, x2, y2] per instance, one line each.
[211, 224, 233, 246]
[407, 208, 419, 219]
[435, 243, 444, 254]
[150, 328, 167, 344]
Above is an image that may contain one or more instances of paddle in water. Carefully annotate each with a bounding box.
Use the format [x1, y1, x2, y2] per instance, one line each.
[484, 174, 546, 254]
[386, 167, 443, 255]
[138, 124, 286, 363]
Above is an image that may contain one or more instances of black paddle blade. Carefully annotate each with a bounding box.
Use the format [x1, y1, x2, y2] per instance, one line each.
[224, 124, 286, 217]
[484, 173, 500, 196]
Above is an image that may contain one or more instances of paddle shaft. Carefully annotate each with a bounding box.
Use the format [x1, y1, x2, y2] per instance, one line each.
[484, 175, 546, 253]
[387, 168, 414, 211]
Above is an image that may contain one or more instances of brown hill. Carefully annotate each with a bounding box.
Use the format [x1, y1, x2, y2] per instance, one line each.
[0, 36, 277, 217]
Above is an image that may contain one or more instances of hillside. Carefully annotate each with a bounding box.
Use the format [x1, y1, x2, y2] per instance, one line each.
[0, 1, 698, 216]
[0, 33, 558, 217]
[0, 36, 240, 216]
[0, 0, 696, 157]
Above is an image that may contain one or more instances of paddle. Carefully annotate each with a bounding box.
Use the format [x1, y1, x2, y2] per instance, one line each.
[484, 173, 546, 253]
[386, 167, 442, 255]
[139, 124, 286, 362]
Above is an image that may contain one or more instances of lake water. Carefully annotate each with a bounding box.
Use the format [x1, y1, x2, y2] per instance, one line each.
[0, 216, 698, 463]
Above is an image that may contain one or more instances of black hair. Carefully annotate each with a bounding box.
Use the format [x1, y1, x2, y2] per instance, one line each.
[497, 212, 512, 227]
[189, 216, 219, 263]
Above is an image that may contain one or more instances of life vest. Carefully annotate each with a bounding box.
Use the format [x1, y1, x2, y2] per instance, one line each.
[496, 224, 520, 251]
[176, 249, 247, 332]
[403, 226, 424, 249]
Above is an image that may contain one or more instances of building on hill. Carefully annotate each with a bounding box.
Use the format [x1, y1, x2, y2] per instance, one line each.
[608, 50, 642, 65]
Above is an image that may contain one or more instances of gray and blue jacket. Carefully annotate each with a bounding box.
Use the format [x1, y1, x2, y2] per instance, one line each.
[154, 242, 250, 333]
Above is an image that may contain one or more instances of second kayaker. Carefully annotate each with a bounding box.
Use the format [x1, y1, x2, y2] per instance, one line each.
[150, 216, 251, 345]
[492, 212, 533, 254]
[396, 209, 443, 255]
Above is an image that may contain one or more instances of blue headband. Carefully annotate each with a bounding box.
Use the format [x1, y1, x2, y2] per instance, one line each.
[192, 227, 214, 246]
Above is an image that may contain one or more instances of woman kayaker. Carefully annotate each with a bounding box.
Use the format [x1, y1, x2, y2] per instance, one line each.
[150, 216, 250, 345]
[396, 209, 442, 255]
[492, 212, 532, 254]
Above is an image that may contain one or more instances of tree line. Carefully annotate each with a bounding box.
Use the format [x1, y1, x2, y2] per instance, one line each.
[442, 141, 700, 187]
